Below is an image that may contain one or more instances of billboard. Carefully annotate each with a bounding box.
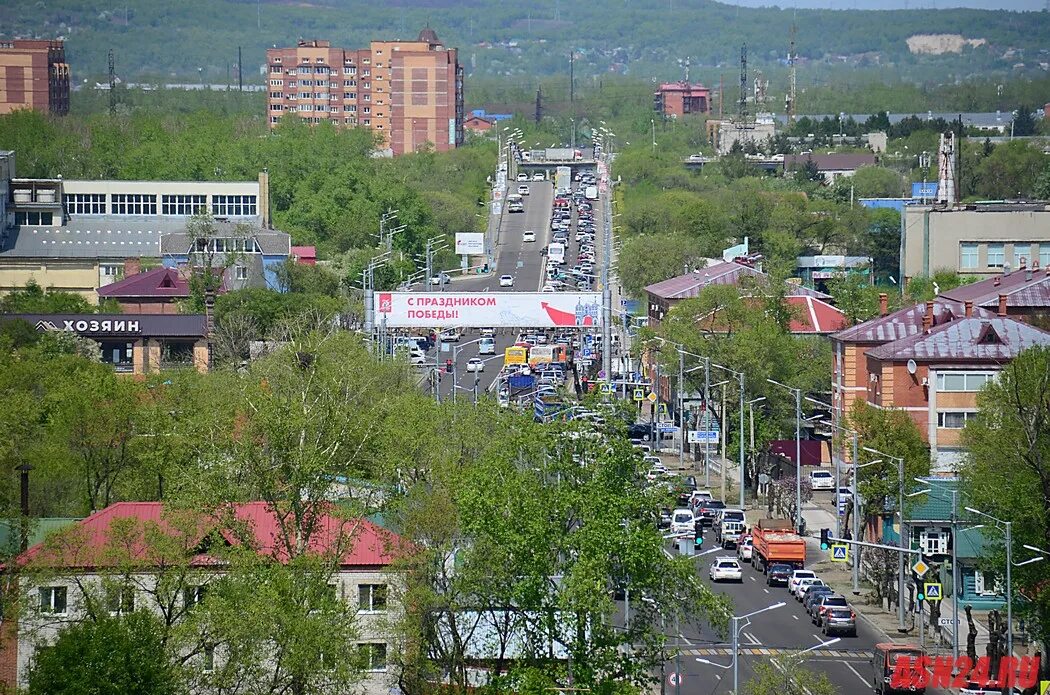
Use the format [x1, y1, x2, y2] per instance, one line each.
[376, 292, 603, 328]
[455, 232, 485, 255]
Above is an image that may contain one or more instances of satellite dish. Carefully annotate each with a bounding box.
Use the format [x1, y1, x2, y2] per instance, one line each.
[907, 359, 918, 375]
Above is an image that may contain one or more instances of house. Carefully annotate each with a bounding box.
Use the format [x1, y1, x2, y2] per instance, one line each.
[941, 263, 1050, 327]
[862, 302, 1050, 470]
[96, 266, 190, 314]
[795, 255, 872, 293]
[784, 295, 849, 335]
[290, 245, 317, 266]
[784, 153, 878, 185]
[1, 501, 406, 695]
[159, 222, 291, 292]
[464, 114, 496, 134]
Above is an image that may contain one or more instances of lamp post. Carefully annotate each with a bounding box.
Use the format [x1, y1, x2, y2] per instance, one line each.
[964, 506, 1014, 663]
[864, 446, 906, 633]
[695, 601, 785, 694]
[713, 363, 745, 510]
[450, 336, 487, 404]
[767, 379, 803, 533]
[913, 480, 960, 661]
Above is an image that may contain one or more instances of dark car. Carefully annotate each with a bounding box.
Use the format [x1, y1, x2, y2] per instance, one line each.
[872, 643, 926, 695]
[803, 586, 836, 615]
[658, 508, 672, 529]
[767, 563, 793, 587]
[682, 476, 698, 491]
[627, 423, 654, 441]
[813, 594, 850, 626]
[823, 607, 857, 637]
[697, 500, 726, 526]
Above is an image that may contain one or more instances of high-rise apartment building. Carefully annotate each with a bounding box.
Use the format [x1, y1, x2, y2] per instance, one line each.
[265, 29, 463, 155]
[0, 39, 70, 116]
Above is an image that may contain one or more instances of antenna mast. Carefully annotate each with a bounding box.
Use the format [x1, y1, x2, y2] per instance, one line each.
[684, 56, 690, 83]
[738, 43, 748, 128]
[108, 49, 116, 115]
[787, 24, 797, 123]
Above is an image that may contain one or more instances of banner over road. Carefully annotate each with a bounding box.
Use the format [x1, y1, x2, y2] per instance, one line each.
[377, 292, 603, 328]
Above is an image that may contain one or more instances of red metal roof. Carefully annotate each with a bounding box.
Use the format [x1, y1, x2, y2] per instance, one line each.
[831, 299, 996, 344]
[644, 261, 831, 301]
[18, 501, 405, 570]
[866, 316, 1050, 362]
[96, 266, 189, 299]
[786, 295, 848, 334]
[942, 268, 1050, 309]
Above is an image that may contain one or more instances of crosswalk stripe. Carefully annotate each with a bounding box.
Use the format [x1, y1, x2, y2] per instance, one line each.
[688, 647, 873, 659]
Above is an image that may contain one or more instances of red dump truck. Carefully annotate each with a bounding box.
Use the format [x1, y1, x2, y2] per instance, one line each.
[750, 518, 807, 573]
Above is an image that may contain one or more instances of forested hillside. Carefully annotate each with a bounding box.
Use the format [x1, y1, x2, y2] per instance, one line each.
[2, 0, 1048, 86]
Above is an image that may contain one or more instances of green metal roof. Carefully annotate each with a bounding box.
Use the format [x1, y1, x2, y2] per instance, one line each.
[0, 518, 81, 555]
[904, 479, 961, 523]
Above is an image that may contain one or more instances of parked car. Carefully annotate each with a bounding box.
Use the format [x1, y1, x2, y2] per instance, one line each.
[670, 508, 695, 535]
[697, 500, 726, 526]
[787, 569, 818, 595]
[793, 577, 826, 601]
[709, 557, 743, 583]
[766, 563, 793, 587]
[822, 607, 858, 637]
[810, 469, 835, 491]
[803, 586, 836, 615]
[814, 594, 851, 627]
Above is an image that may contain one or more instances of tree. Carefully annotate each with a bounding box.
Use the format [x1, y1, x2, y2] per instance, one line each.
[973, 140, 1046, 199]
[745, 660, 836, 695]
[848, 401, 930, 520]
[27, 611, 180, 695]
[905, 269, 974, 303]
[1011, 106, 1037, 137]
[825, 273, 885, 325]
[0, 281, 97, 314]
[960, 346, 1050, 653]
[618, 234, 707, 298]
[849, 166, 905, 199]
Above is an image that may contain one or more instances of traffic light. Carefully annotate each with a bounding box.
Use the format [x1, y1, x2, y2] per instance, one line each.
[820, 528, 831, 550]
[445, 360, 453, 374]
[915, 581, 926, 604]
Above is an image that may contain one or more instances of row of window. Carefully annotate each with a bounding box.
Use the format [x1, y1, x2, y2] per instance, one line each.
[64, 194, 256, 217]
[190, 237, 263, 254]
[15, 211, 54, 226]
[270, 116, 363, 126]
[960, 242, 1050, 270]
[935, 371, 994, 392]
[936, 411, 977, 429]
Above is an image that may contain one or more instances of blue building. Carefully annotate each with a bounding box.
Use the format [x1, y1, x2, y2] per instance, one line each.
[160, 221, 291, 292]
[470, 108, 514, 121]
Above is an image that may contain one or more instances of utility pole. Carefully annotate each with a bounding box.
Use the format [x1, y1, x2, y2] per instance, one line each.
[738, 44, 748, 128]
[787, 24, 797, 123]
[569, 52, 575, 107]
[535, 87, 543, 124]
[238, 46, 243, 92]
[108, 49, 116, 115]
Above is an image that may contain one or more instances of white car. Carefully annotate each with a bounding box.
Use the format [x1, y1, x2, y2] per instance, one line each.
[516, 173, 529, 181]
[465, 357, 484, 373]
[541, 284, 555, 293]
[440, 328, 462, 342]
[793, 577, 826, 601]
[787, 570, 818, 596]
[499, 274, 514, 287]
[532, 173, 544, 181]
[522, 230, 536, 242]
[670, 508, 695, 535]
[709, 557, 743, 583]
[517, 184, 530, 195]
[810, 469, 835, 491]
[737, 536, 753, 561]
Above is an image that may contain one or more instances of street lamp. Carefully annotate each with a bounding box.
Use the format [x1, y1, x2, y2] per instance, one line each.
[767, 379, 803, 533]
[912, 478, 963, 662]
[863, 446, 907, 633]
[695, 601, 786, 694]
[712, 363, 746, 511]
[964, 506, 1016, 662]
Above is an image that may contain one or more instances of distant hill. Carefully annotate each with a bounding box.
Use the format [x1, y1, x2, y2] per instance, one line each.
[1, 0, 1047, 86]
[719, 0, 1044, 8]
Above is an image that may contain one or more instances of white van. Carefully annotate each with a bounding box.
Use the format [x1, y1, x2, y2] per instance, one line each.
[478, 337, 496, 355]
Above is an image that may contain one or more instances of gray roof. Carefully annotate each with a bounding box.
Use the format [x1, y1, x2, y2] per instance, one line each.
[942, 268, 1050, 310]
[645, 260, 831, 301]
[866, 316, 1050, 362]
[831, 299, 996, 344]
[160, 221, 290, 256]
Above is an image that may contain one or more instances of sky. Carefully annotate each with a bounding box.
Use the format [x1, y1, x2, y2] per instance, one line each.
[715, 0, 1045, 9]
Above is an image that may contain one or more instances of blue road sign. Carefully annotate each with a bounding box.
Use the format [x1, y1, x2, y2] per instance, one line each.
[831, 545, 849, 562]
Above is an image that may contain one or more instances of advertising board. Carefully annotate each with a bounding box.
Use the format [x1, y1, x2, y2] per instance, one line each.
[454, 232, 485, 255]
[377, 292, 603, 328]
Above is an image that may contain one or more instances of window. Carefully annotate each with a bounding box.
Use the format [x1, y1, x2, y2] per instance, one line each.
[270, 116, 279, 124]
[15, 211, 54, 226]
[269, 79, 283, 86]
[270, 65, 282, 73]
[271, 104, 283, 111]
[111, 194, 157, 215]
[273, 57, 282, 63]
[358, 584, 387, 612]
[100, 264, 121, 277]
[315, 58, 324, 64]
[363, 94, 371, 102]
[363, 82, 371, 90]
[363, 119, 371, 126]
[161, 194, 206, 216]
[936, 372, 994, 392]
[363, 107, 371, 114]
[987, 243, 1005, 268]
[918, 529, 949, 555]
[960, 243, 978, 270]
[65, 193, 107, 215]
[107, 584, 135, 615]
[345, 105, 356, 113]
[211, 195, 257, 217]
[203, 645, 215, 673]
[298, 66, 310, 74]
[344, 66, 356, 75]
[362, 69, 371, 77]
[183, 586, 206, 609]
[358, 643, 387, 672]
[39, 586, 67, 614]
[1040, 244, 1050, 269]
[299, 92, 310, 99]
[937, 411, 976, 429]
[974, 569, 1004, 597]
[314, 66, 328, 74]
[300, 79, 313, 87]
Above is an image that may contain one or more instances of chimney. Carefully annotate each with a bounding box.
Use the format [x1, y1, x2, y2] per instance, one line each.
[123, 258, 141, 278]
[879, 292, 888, 316]
[1019, 256, 1027, 269]
[994, 276, 1001, 287]
[923, 300, 934, 333]
[998, 293, 1008, 317]
[964, 300, 973, 317]
[1026, 267, 1033, 282]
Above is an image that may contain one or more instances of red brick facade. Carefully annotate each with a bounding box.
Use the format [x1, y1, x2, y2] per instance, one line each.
[0, 40, 69, 116]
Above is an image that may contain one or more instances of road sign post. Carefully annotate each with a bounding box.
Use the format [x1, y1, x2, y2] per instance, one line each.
[924, 583, 943, 601]
[830, 544, 849, 562]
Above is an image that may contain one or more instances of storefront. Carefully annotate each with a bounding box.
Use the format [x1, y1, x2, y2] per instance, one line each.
[3, 314, 210, 374]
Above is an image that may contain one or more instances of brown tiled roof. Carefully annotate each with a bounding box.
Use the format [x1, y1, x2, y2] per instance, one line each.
[942, 268, 1050, 309]
[784, 153, 877, 172]
[644, 261, 831, 301]
[831, 299, 996, 344]
[866, 316, 1050, 362]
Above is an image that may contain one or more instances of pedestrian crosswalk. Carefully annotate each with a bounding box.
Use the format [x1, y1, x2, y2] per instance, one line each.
[688, 647, 872, 659]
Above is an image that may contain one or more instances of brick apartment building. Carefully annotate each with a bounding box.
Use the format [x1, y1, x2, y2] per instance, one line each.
[266, 29, 464, 155]
[653, 81, 710, 118]
[0, 39, 70, 116]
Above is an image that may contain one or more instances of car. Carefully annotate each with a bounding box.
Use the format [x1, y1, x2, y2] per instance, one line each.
[803, 585, 836, 615]
[872, 644, 927, 695]
[709, 557, 743, 583]
[658, 508, 672, 529]
[814, 594, 850, 627]
[429, 273, 450, 286]
[810, 469, 835, 491]
[793, 577, 826, 601]
[737, 536, 753, 561]
[822, 607, 857, 637]
[541, 284, 555, 293]
[767, 564, 793, 587]
[478, 337, 496, 355]
[523, 230, 537, 242]
[682, 475, 698, 491]
[465, 357, 484, 373]
[533, 173, 545, 181]
[642, 455, 662, 468]
[697, 500, 726, 526]
[499, 274, 514, 287]
[670, 508, 695, 535]
[787, 569, 818, 595]
[440, 328, 462, 342]
[480, 328, 495, 337]
[516, 173, 529, 181]
[689, 490, 713, 508]
[518, 184, 530, 195]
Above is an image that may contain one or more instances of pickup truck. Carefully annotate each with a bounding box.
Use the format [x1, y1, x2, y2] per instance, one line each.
[716, 519, 745, 549]
[750, 518, 806, 573]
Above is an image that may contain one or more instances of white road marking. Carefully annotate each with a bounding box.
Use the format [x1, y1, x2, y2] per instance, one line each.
[743, 632, 761, 645]
[763, 588, 770, 594]
[749, 576, 757, 582]
[813, 633, 823, 643]
[679, 634, 693, 646]
[792, 615, 799, 620]
[845, 662, 869, 686]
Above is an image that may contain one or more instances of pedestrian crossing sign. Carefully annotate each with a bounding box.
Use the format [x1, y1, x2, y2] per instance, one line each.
[830, 544, 849, 562]
[924, 583, 943, 601]
[1039, 680, 1048, 695]
[600, 383, 613, 394]
[633, 389, 644, 402]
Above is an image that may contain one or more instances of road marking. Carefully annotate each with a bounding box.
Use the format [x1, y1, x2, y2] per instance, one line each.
[689, 648, 873, 658]
[744, 632, 761, 645]
[845, 662, 869, 686]
[763, 588, 769, 594]
[792, 615, 799, 620]
[750, 576, 757, 582]
[679, 634, 693, 646]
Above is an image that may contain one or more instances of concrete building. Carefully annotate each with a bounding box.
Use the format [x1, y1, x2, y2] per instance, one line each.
[0, 152, 288, 302]
[0, 40, 69, 116]
[1, 502, 405, 695]
[783, 153, 878, 185]
[266, 29, 464, 155]
[901, 203, 1050, 282]
[653, 81, 711, 118]
[708, 116, 777, 155]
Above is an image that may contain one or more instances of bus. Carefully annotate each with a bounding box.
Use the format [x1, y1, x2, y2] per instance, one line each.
[504, 346, 528, 367]
[548, 242, 566, 265]
[507, 193, 524, 213]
